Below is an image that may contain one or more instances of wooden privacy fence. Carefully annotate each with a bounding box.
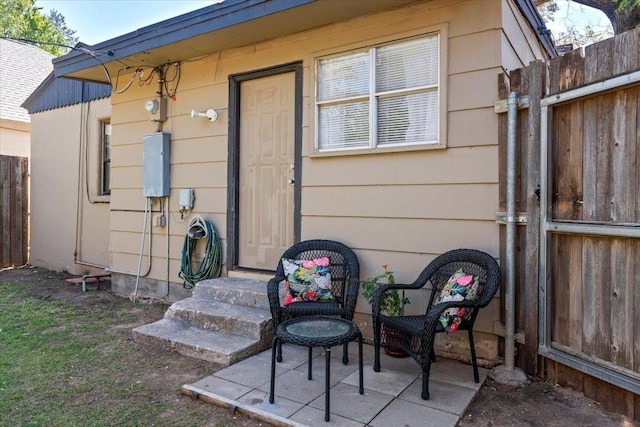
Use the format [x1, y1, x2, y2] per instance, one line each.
[1, 155, 29, 268]
[498, 28, 640, 419]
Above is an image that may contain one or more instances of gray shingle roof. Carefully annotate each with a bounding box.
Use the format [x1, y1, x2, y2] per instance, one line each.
[0, 38, 54, 122]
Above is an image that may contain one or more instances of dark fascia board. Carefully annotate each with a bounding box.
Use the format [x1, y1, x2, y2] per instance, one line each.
[516, 0, 558, 58]
[52, 0, 315, 78]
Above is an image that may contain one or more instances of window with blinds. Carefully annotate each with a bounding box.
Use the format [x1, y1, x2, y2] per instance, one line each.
[316, 33, 441, 151]
[101, 120, 111, 196]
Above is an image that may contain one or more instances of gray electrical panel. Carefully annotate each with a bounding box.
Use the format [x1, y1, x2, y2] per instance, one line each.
[143, 132, 170, 197]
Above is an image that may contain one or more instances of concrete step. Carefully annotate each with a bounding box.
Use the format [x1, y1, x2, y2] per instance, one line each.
[132, 318, 267, 366]
[132, 276, 279, 367]
[166, 298, 272, 341]
[193, 277, 275, 310]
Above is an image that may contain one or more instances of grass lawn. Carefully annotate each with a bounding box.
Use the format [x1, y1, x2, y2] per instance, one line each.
[0, 266, 262, 427]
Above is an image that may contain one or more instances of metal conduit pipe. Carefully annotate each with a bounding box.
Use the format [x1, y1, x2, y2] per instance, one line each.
[165, 197, 171, 299]
[133, 197, 153, 303]
[490, 92, 526, 386]
[81, 273, 111, 292]
[104, 217, 153, 278]
[504, 91, 518, 371]
[72, 98, 108, 270]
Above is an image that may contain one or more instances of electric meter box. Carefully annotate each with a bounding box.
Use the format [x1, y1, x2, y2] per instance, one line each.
[143, 132, 170, 197]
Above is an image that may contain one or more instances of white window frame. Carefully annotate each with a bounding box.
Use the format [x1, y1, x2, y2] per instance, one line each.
[314, 29, 448, 154]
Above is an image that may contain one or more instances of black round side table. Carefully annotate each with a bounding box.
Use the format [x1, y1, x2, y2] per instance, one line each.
[269, 316, 364, 422]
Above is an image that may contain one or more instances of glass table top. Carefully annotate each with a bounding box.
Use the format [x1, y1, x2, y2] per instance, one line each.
[284, 318, 351, 339]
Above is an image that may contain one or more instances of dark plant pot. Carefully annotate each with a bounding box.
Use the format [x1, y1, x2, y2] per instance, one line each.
[384, 345, 409, 358]
[383, 324, 410, 358]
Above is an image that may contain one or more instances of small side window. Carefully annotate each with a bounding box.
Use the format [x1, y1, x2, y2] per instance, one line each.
[101, 120, 111, 196]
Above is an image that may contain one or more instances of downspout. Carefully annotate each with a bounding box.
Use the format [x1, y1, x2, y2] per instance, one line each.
[491, 92, 527, 385]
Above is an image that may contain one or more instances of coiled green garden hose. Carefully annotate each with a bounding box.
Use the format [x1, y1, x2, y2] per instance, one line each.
[179, 215, 222, 289]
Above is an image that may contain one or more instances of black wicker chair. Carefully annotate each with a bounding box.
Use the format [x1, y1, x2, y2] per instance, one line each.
[372, 249, 501, 400]
[267, 239, 360, 364]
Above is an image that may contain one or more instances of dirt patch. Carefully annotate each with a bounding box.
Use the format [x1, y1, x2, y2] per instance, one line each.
[460, 376, 631, 427]
[1, 265, 631, 426]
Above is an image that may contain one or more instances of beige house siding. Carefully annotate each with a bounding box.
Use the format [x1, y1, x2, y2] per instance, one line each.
[29, 99, 111, 275]
[0, 120, 31, 158]
[501, 0, 547, 71]
[104, 0, 548, 359]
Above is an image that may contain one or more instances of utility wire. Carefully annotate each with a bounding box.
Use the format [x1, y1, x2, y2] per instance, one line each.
[3, 36, 183, 97]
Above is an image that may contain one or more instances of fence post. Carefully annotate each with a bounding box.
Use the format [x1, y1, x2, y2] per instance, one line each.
[0, 155, 29, 268]
[523, 60, 545, 375]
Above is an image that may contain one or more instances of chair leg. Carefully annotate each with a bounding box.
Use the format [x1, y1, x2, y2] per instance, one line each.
[430, 342, 436, 363]
[373, 345, 381, 372]
[342, 342, 349, 365]
[373, 335, 381, 372]
[372, 317, 381, 372]
[421, 363, 432, 400]
[269, 337, 278, 404]
[276, 340, 283, 363]
[358, 335, 364, 394]
[468, 328, 479, 383]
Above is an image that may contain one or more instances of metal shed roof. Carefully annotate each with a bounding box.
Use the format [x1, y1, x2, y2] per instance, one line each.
[21, 72, 111, 114]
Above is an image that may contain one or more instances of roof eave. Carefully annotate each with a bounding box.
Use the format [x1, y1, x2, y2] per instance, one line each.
[53, 0, 557, 83]
[52, 0, 316, 81]
[52, 0, 422, 83]
[516, 0, 558, 58]
[21, 72, 57, 111]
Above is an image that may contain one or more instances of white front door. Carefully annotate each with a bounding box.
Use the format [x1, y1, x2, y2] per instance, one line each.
[238, 72, 296, 270]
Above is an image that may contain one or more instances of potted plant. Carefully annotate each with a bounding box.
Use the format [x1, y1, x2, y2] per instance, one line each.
[362, 264, 410, 316]
[362, 264, 410, 357]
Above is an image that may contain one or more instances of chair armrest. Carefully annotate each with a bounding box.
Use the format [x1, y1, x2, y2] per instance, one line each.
[423, 299, 490, 330]
[342, 277, 360, 320]
[371, 283, 416, 316]
[267, 276, 286, 309]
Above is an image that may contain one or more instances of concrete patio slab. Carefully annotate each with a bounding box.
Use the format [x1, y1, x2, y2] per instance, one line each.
[308, 382, 395, 424]
[399, 378, 478, 415]
[368, 398, 459, 427]
[182, 343, 487, 426]
[290, 405, 363, 427]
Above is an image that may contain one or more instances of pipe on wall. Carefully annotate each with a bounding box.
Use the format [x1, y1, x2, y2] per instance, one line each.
[504, 91, 518, 371]
[132, 197, 153, 303]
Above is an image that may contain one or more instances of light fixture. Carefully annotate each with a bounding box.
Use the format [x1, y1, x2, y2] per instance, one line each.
[191, 109, 218, 122]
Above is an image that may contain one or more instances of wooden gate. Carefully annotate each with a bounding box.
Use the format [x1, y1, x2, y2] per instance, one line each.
[1, 155, 29, 268]
[498, 29, 640, 419]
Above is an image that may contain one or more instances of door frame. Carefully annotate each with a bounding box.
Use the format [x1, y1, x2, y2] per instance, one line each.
[226, 62, 303, 272]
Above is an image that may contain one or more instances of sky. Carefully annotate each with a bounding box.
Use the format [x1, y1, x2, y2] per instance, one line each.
[543, 0, 613, 44]
[39, 0, 220, 45]
[38, 0, 612, 47]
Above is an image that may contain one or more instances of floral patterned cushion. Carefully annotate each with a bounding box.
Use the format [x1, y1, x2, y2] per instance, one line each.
[435, 269, 480, 334]
[282, 257, 333, 305]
